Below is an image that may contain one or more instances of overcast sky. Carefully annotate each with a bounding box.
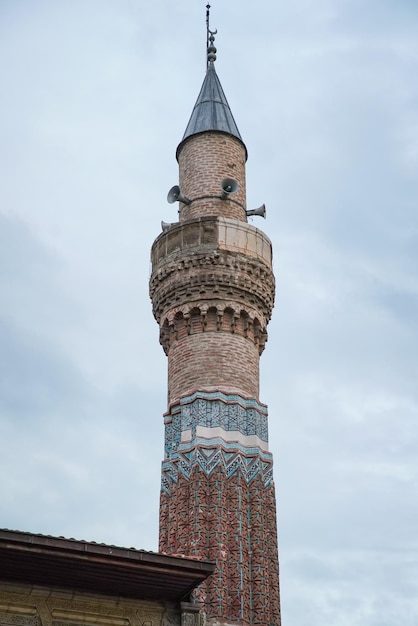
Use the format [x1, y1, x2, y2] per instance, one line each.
[1, 1, 417, 624]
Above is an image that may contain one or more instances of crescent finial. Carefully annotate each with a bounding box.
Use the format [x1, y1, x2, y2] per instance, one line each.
[206, 4, 217, 67]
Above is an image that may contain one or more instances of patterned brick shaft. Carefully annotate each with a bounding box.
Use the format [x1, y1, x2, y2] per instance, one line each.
[159, 393, 281, 625]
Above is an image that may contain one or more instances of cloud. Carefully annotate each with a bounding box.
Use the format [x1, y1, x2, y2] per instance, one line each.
[282, 547, 418, 626]
[0, 318, 88, 418]
[0, 212, 162, 547]
[0, 1, 417, 624]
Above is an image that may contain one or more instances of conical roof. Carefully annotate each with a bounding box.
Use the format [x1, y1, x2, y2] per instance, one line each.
[176, 61, 246, 159]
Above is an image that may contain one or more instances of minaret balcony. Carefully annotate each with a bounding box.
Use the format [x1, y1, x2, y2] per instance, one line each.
[150, 216, 275, 330]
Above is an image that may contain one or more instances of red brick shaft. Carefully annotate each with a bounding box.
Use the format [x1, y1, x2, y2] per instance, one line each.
[178, 133, 247, 222]
[168, 330, 260, 404]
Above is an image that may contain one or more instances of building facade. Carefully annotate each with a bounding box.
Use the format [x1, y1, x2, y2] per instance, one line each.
[0, 530, 215, 626]
[149, 33, 281, 626]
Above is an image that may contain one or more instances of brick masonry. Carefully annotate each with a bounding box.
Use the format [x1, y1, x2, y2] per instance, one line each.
[178, 133, 247, 222]
[150, 111, 281, 624]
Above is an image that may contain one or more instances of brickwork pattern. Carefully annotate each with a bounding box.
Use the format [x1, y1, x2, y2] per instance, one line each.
[178, 133, 247, 222]
[160, 465, 280, 625]
[159, 393, 281, 625]
[149, 217, 275, 401]
[161, 304, 268, 354]
[150, 249, 274, 334]
[167, 331, 259, 403]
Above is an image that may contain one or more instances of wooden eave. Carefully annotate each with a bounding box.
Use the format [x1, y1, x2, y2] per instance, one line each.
[0, 529, 215, 602]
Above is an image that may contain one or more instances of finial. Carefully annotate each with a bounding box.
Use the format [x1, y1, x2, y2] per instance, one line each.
[206, 3, 217, 68]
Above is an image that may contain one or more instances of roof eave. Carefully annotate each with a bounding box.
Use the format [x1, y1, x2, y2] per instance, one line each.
[0, 529, 215, 602]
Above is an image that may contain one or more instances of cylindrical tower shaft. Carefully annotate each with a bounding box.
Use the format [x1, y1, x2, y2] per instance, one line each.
[178, 133, 247, 222]
[150, 45, 281, 626]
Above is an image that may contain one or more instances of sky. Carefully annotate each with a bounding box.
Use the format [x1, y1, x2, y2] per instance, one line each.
[0, 0, 417, 624]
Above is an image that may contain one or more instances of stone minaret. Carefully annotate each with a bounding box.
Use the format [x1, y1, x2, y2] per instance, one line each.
[149, 23, 281, 626]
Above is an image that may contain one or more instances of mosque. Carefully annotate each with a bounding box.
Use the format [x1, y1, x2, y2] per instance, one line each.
[0, 9, 281, 626]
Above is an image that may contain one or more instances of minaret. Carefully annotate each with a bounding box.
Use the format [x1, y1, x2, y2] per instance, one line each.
[149, 13, 281, 626]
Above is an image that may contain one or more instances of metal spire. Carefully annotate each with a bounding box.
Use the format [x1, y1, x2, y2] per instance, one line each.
[176, 2, 246, 159]
[206, 3, 217, 69]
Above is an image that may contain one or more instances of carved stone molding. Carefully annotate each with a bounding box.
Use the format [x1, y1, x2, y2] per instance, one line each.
[0, 605, 41, 626]
[180, 603, 203, 626]
[149, 250, 275, 327]
[0, 589, 179, 626]
[159, 304, 268, 356]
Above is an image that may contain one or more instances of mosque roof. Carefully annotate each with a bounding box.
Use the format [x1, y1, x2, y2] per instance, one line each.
[0, 528, 215, 601]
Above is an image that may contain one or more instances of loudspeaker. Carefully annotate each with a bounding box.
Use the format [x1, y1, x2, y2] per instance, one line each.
[220, 178, 239, 198]
[167, 185, 191, 205]
[246, 204, 266, 218]
[161, 221, 176, 231]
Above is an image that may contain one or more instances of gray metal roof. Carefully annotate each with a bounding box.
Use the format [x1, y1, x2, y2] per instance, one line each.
[177, 61, 246, 158]
[0, 528, 215, 602]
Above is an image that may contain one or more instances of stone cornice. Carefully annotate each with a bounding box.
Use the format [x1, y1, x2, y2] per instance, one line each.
[150, 249, 275, 326]
[158, 301, 269, 356]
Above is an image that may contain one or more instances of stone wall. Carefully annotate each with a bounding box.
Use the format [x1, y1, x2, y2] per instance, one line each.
[0, 584, 203, 626]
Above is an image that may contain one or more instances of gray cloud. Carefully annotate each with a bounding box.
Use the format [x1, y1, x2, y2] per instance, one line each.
[0, 1, 417, 624]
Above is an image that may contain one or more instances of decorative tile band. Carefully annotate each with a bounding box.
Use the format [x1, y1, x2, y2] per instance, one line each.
[172, 390, 269, 412]
[162, 392, 273, 493]
[161, 446, 274, 493]
[164, 391, 269, 458]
